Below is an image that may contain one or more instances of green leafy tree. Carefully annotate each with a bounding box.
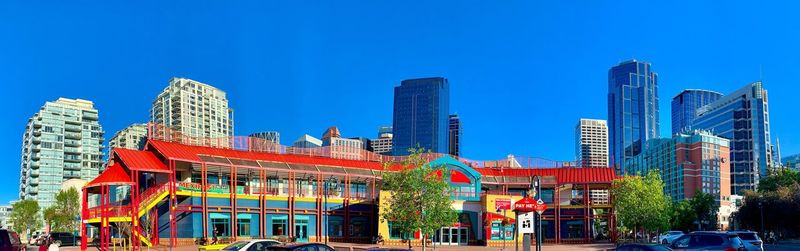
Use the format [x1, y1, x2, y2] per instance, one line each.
[689, 191, 717, 231]
[54, 188, 81, 232]
[670, 200, 696, 232]
[612, 170, 671, 242]
[380, 147, 458, 251]
[758, 168, 800, 193]
[10, 199, 41, 239]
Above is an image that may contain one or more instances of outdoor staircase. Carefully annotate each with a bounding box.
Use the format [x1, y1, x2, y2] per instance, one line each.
[133, 182, 170, 247]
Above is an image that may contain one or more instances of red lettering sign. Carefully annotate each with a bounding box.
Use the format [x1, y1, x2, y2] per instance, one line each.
[513, 197, 538, 212]
[495, 199, 511, 210]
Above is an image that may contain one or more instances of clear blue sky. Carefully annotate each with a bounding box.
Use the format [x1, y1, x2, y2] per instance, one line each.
[1, 1, 799, 204]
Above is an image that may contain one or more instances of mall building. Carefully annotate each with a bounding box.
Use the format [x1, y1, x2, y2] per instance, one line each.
[81, 130, 617, 251]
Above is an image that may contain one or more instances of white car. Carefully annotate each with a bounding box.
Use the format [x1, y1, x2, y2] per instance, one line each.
[730, 231, 763, 251]
[656, 231, 684, 245]
[220, 239, 282, 251]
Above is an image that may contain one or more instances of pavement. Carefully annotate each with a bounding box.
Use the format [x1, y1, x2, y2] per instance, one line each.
[31, 242, 800, 251]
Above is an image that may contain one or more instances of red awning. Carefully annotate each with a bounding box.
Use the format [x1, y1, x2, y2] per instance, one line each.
[114, 148, 170, 173]
[85, 163, 133, 193]
[485, 212, 515, 223]
[476, 167, 617, 184]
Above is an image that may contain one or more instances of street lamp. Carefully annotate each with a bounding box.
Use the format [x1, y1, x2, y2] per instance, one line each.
[324, 177, 339, 245]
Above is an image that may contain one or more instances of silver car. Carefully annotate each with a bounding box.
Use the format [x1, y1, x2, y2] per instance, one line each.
[657, 231, 684, 245]
[730, 231, 763, 251]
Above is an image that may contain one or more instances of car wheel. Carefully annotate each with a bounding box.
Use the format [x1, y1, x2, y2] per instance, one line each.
[662, 239, 668, 245]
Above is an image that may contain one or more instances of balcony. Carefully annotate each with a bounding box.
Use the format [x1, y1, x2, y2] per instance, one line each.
[64, 124, 81, 132]
[64, 172, 81, 178]
[29, 179, 39, 185]
[65, 132, 81, 140]
[64, 140, 80, 147]
[30, 162, 40, 169]
[33, 130, 41, 136]
[29, 188, 38, 194]
[64, 147, 80, 153]
[30, 170, 39, 177]
[82, 112, 98, 121]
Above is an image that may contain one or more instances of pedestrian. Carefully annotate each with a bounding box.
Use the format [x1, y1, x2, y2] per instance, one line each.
[38, 236, 49, 251]
[47, 238, 59, 251]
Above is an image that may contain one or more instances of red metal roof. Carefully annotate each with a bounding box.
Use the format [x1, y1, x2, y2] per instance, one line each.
[475, 167, 616, 183]
[146, 140, 616, 183]
[85, 163, 134, 188]
[147, 140, 402, 171]
[114, 148, 170, 173]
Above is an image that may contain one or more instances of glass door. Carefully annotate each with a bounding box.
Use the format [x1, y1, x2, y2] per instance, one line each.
[294, 217, 309, 242]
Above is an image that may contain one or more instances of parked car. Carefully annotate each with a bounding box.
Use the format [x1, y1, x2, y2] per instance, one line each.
[267, 243, 336, 251]
[0, 230, 25, 251]
[363, 249, 413, 251]
[655, 231, 684, 245]
[670, 231, 746, 251]
[615, 243, 673, 251]
[49, 232, 80, 246]
[200, 239, 281, 251]
[729, 231, 762, 251]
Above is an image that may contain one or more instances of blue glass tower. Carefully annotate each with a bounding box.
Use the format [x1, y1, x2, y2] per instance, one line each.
[671, 89, 722, 135]
[691, 82, 773, 195]
[392, 77, 450, 155]
[608, 60, 659, 174]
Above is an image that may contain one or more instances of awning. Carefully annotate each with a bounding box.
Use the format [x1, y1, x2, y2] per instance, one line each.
[485, 212, 516, 224]
[85, 163, 134, 193]
[114, 148, 170, 173]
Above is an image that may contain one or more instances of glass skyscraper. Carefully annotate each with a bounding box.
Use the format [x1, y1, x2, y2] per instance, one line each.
[607, 60, 659, 174]
[392, 77, 450, 155]
[671, 89, 723, 135]
[691, 82, 773, 195]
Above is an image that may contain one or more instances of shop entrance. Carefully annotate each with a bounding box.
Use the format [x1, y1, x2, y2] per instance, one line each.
[433, 227, 468, 245]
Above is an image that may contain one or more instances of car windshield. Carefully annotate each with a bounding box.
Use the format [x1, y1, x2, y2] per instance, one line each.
[265, 247, 290, 251]
[737, 233, 758, 240]
[222, 241, 250, 251]
[669, 231, 682, 235]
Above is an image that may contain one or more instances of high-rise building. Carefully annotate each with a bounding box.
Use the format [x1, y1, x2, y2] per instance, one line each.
[448, 114, 462, 157]
[108, 123, 148, 151]
[692, 82, 773, 195]
[249, 131, 281, 153]
[0, 205, 12, 229]
[371, 126, 393, 155]
[625, 130, 731, 203]
[19, 98, 104, 209]
[150, 77, 234, 147]
[575, 119, 609, 167]
[321, 127, 363, 160]
[293, 134, 322, 148]
[392, 77, 450, 155]
[348, 137, 372, 151]
[671, 89, 723, 135]
[608, 60, 659, 173]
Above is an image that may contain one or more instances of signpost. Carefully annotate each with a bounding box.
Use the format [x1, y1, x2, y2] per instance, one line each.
[513, 176, 548, 251]
[496, 199, 511, 251]
[519, 212, 534, 234]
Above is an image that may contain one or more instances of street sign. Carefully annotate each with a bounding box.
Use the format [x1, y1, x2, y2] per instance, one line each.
[513, 197, 538, 212]
[534, 199, 547, 215]
[496, 198, 511, 210]
[519, 212, 534, 234]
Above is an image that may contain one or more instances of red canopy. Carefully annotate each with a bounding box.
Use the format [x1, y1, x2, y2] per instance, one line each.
[85, 163, 134, 193]
[485, 212, 516, 223]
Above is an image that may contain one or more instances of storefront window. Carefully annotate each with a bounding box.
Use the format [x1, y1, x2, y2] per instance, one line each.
[211, 217, 230, 237]
[490, 222, 514, 240]
[328, 216, 344, 237]
[350, 217, 369, 237]
[561, 220, 585, 240]
[272, 217, 288, 236]
[388, 222, 411, 240]
[238, 218, 251, 236]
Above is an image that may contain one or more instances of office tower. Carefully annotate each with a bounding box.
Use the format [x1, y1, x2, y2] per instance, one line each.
[671, 89, 723, 135]
[448, 114, 462, 157]
[348, 137, 372, 151]
[774, 137, 782, 167]
[0, 205, 11, 230]
[608, 60, 659, 173]
[392, 77, 450, 155]
[19, 98, 104, 208]
[250, 131, 281, 153]
[575, 119, 609, 167]
[371, 126, 393, 155]
[293, 134, 322, 148]
[108, 123, 148, 151]
[321, 127, 363, 160]
[150, 77, 234, 147]
[692, 82, 773, 195]
[625, 130, 731, 203]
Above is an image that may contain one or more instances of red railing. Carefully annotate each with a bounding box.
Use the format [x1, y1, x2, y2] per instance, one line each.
[87, 205, 131, 218]
[138, 182, 171, 210]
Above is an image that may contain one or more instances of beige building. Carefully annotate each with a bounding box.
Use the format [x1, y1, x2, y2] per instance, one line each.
[109, 123, 147, 151]
[575, 119, 609, 167]
[150, 77, 234, 147]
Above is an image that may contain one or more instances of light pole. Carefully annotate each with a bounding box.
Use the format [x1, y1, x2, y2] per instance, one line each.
[534, 176, 542, 251]
[324, 177, 339, 245]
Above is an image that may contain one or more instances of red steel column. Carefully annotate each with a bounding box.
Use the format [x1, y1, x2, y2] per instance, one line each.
[202, 162, 208, 238]
[231, 165, 238, 240]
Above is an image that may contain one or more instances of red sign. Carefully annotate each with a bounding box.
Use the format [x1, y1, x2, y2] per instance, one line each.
[534, 199, 547, 214]
[513, 197, 538, 212]
[495, 199, 511, 210]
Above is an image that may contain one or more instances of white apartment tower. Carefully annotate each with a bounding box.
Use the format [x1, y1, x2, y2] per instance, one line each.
[150, 77, 234, 147]
[575, 119, 609, 167]
[19, 98, 104, 209]
[109, 123, 148, 151]
[371, 126, 393, 155]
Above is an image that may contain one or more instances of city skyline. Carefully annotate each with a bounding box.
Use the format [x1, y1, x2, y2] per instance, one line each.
[2, 1, 800, 204]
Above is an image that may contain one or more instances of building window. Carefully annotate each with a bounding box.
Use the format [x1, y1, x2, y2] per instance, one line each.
[388, 222, 410, 240]
[238, 218, 251, 236]
[272, 217, 288, 236]
[211, 217, 230, 237]
[328, 216, 344, 237]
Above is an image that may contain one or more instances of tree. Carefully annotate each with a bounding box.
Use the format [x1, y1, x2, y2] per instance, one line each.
[758, 168, 800, 193]
[689, 191, 717, 231]
[612, 170, 671, 242]
[54, 188, 81, 232]
[10, 199, 41, 239]
[670, 200, 696, 232]
[380, 147, 458, 251]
